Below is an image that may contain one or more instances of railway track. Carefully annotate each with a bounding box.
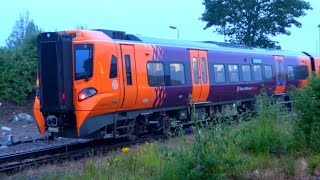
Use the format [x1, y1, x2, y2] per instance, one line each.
[0, 135, 161, 175]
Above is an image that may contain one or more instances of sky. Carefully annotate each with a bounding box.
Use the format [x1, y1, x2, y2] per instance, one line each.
[0, 0, 319, 54]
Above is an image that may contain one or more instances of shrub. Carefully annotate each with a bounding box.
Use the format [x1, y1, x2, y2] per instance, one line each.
[290, 75, 320, 152]
[0, 12, 40, 104]
[0, 35, 38, 104]
[236, 91, 294, 155]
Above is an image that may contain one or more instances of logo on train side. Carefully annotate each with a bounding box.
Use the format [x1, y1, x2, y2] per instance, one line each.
[112, 80, 118, 90]
[236, 86, 258, 92]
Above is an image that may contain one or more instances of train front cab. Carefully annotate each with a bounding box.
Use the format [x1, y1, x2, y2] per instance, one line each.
[34, 30, 122, 138]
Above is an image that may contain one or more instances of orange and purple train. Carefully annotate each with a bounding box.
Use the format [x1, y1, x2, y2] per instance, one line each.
[33, 29, 320, 138]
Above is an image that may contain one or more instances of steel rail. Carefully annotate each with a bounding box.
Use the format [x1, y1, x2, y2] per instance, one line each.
[0, 135, 161, 174]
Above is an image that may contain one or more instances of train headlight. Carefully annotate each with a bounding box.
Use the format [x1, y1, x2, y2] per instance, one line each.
[78, 87, 97, 101]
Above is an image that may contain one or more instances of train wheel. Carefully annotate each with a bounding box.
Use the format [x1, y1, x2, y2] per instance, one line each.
[161, 116, 171, 137]
[126, 119, 137, 142]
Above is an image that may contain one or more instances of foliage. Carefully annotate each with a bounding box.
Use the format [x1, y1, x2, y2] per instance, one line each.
[201, 0, 312, 49]
[6, 11, 41, 48]
[0, 12, 39, 103]
[237, 91, 294, 155]
[307, 154, 320, 175]
[290, 75, 320, 152]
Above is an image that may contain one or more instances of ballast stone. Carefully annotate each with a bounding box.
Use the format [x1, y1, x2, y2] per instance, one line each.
[12, 113, 34, 122]
[1, 126, 11, 131]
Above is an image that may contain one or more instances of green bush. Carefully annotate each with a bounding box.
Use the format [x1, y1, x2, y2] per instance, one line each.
[0, 12, 40, 104]
[290, 75, 320, 152]
[236, 91, 294, 155]
[0, 35, 38, 103]
[164, 124, 247, 179]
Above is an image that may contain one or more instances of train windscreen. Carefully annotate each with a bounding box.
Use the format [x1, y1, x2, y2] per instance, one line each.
[74, 44, 93, 80]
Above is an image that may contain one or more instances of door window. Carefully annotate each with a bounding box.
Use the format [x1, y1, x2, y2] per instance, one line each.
[125, 55, 132, 85]
[192, 57, 199, 84]
[276, 60, 284, 83]
[201, 58, 208, 84]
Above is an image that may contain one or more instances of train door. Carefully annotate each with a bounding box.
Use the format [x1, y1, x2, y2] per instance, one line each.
[120, 45, 138, 108]
[189, 50, 210, 102]
[274, 55, 286, 94]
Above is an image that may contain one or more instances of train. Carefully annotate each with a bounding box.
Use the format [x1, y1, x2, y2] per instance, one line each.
[33, 29, 320, 139]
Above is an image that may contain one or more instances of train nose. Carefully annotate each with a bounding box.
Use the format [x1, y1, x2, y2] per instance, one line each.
[46, 115, 58, 127]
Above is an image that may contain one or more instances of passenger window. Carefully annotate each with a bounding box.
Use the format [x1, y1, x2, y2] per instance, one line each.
[125, 55, 132, 85]
[169, 63, 185, 86]
[109, 55, 117, 78]
[264, 65, 273, 80]
[201, 58, 208, 84]
[293, 65, 309, 80]
[228, 65, 239, 82]
[74, 44, 93, 80]
[213, 64, 225, 83]
[287, 65, 294, 80]
[147, 62, 165, 86]
[241, 65, 252, 82]
[253, 65, 262, 81]
[192, 58, 199, 84]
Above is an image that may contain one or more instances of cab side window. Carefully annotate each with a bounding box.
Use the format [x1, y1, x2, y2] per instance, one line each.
[109, 55, 117, 78]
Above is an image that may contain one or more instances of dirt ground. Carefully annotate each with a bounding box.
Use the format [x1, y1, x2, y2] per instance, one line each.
[0, 98, 42, 142]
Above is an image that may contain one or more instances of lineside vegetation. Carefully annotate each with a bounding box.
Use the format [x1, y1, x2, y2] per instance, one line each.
[11, 78, 319, 179]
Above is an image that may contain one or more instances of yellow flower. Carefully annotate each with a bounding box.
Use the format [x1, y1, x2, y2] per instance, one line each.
[121, 147, 130, 153]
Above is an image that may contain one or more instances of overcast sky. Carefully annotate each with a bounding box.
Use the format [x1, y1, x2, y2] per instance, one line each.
[0, 0, 319, 54]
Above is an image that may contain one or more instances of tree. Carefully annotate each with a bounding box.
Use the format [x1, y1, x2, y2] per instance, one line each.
[201, 0, 312, 49]
[6, 11, 41, 48]
[0, 12, 40, 103]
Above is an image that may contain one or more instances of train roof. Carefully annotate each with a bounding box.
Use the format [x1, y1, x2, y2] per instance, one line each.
[92, 29, 306, 57]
